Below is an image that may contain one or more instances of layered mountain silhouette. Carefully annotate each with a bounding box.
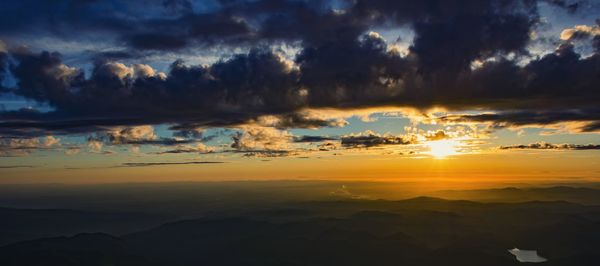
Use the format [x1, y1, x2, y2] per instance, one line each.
[1, 195, 599, 265]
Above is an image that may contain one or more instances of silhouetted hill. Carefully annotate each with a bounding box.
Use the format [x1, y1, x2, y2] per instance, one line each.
[2, 197, 599, 265]
[0, 233, 157, 266]
[0, 207, 169, 246]
[434, 186, 600, 205]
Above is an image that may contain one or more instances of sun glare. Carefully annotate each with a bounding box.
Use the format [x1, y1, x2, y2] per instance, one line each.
[427, 139, 459, 159]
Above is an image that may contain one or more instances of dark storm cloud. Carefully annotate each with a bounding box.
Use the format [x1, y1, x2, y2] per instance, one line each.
[0, 46, 7, 87]
[121, 10, 256, 50]
[410, 8, 534, 76]
[500, 142, 600, 150]
[162, 0, 193, 15]
[0, 0, 133, 34]
[0, 48, 303, 136]
[125, 0, 370, 50]
[594, 35, 600, 52]
[297, 32, 409, 107]
[0, 108, 154, 137]
[127, 33, 188, 51]
[0, 0, 599, 138]
[0, 0, 560, 50]
[266, 113, 348, 129]
[546, 0, 581, 13]
[91, 50, 138, 61]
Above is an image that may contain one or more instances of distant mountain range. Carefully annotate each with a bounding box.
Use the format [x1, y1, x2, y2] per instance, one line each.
[0, 207, 169, 246]
[433, 186, 600, 205]
[1, 195, 599, 265]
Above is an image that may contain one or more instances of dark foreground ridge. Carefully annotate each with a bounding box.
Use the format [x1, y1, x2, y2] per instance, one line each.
[1, 196, 599, 266]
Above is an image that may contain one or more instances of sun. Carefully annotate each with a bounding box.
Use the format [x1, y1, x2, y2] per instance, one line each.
[426, 139, 459, 159]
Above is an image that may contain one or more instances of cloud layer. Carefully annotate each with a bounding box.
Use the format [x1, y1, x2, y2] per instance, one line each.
[500, 142, 600, 150]
[0, 0, 599, 152]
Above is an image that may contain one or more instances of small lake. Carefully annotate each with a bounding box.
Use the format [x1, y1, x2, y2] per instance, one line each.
[508, 248, 547, 263]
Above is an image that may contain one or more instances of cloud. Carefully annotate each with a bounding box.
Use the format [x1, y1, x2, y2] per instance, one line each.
[226, 126, 343, 157]
[0, 0, 598, 140]
[105, 126, 156, 144]
[3, 38, 598, 138]
[293, 135, 339, 143]
[1, 0, 568, 53]
[87, 139, 103, 152]
[560, 24, 600, 41]
[254, 112, 348, 129]
[154, 143, 215, 154]
[42, 136, 59, 147]
[230, 126, 293, 151]
[120, 161, 225, 167]
[0, 40, 7, 88]
[64, 147, 81, 156]
[341, 130, 416, 148]
[90, 126, 196, 146]
[0, 136, 60, 156]
[317, 142, 339, 151]
[241, 150, 297, 158]
[127, 33, 189, 51]
[424, 130, 450, 141]
[0, 40, 6, 53]
[437, 109, 600, 133]
[499, 142, 600, 150]
[162, 0, 193, 14]
[172, 128, 207, 139]
[1, 48, 304, 137]
[0, 165, 34, 169]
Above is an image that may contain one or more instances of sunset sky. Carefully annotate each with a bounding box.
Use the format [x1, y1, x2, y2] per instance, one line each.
[1, 0, 599, 184]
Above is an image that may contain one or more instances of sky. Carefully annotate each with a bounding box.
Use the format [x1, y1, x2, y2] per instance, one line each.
[0, 0, 599, 184]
